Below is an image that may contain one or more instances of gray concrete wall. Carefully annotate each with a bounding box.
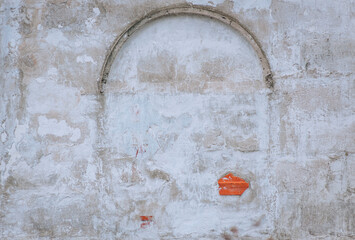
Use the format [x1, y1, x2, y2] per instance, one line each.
[0, 0, 354, 239]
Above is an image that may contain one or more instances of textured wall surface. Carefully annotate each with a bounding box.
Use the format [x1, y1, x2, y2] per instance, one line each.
[0, 0, 354, 239]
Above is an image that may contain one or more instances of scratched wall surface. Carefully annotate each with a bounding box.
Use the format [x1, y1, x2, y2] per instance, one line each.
[0, 0, 354, 239]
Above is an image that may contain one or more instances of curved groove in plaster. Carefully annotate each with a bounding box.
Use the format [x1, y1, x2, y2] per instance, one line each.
[98, 4, 273, 93]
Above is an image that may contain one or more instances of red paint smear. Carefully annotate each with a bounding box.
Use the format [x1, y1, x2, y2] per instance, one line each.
[140, 216, 153, 228]
[218, 173, 249, 196]
[140, 216, 153, 221]
[140, 222, 150, 228]
[135, 146, 147, 158]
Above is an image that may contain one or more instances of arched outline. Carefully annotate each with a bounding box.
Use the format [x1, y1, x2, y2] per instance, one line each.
[98, 4, 273, 93]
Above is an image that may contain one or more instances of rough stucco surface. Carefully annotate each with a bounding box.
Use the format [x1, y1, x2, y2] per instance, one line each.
[0, 0, 354, 239]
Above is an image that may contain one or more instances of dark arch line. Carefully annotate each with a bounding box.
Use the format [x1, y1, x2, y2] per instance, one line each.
[98, 4, 273, 93]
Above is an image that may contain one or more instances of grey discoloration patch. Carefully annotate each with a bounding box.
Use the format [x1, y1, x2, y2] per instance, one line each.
[23, 201, 98, 238]
[27, 208, 55, 237]
[147, 169, 170, 182]
[19, 40, 50, 79]
[138, 51, 179, 83]
[43, 1, 93, 30]
[201, 57, 231, 82]
[226, 136, 259, 152]
[20, 54, 36, 68]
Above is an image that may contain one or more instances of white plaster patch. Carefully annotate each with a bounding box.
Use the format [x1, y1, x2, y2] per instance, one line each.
[0, 24, 21, 58]
[74, 40, 83, 47]
[38, 116, 81, 142]
[47, 67, 58, 77]
[76, 55, 96, 64]
[35, 77, 45, 83]
[14, 123, 27, 140]
[8, 142, 21, 163]
[188, 0, 271, 9]
[234, 0, 272, 10]
[86, 163, 97, 181]
[85, 9, 99, 30]
[187, 0, 225, 6]
[1, 131, 8, 142]
[38, 116, 72, 137]
[7, 122, 28, 161]
[27, 80, 79, 115]
[45, 29, 67, 46]
[0, 122, 5, 143]
[70, 128, 81, 142]
[93, 8, 100, 16]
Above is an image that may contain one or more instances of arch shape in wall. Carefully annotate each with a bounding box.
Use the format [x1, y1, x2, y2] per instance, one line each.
[98, 4, 273, 93]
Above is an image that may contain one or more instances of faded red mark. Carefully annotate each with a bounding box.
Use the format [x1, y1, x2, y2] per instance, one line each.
[218, 173, 249, 196]
[140, 216, 153, 228]
[135, 145, 147, 158]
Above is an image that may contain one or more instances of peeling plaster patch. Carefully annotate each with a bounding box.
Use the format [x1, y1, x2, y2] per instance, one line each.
[38, 116, 81, 142]
[8, 123, 28, 160]
[76, 55, 96, 64]
[45, 29, 67, 46]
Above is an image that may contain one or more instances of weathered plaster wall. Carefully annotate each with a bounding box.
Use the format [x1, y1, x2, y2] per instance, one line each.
[0, 0, 354, 239]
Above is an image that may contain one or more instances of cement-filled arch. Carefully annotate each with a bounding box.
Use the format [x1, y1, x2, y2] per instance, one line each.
[98, 4, 273, 93]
